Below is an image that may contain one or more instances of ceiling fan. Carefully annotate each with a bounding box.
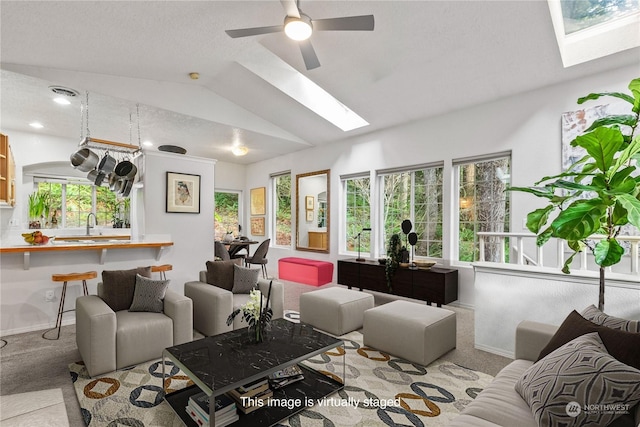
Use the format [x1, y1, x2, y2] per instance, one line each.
[225, 0, 374, 70]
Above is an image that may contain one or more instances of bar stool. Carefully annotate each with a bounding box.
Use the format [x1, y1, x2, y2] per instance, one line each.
[42, 271, 97, 340]
[151, 264, 172, 280]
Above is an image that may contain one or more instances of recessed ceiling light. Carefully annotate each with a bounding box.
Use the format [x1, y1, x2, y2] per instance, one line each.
[142, 141, 153, 147]
[53, 97, 71, 105]
[29, 122, 44, 129]
[231, 146, 249, 156]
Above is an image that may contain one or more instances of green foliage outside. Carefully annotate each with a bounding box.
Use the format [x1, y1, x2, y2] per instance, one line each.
[274, 174, 292, 245]
[214, 192, 239, 239]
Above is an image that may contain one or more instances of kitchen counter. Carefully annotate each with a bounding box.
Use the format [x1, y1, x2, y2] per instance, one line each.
[0, 238, 173, 269]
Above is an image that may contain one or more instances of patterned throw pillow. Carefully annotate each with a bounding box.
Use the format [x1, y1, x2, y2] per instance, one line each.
[101, 267, 152, 312]
[516, 332, 640, 427]
[232, 265, 259, 294]
[581, 305, 640, 333]
[129, 274, 170, 313]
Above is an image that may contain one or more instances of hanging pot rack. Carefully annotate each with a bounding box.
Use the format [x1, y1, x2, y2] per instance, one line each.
[77, 91, 142, 157]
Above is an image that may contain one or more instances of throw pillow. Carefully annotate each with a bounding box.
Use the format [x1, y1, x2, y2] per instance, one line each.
[515, 332, 640, 427]
[232, 264, 259, 294]
[580, 304, 640, 333]
[205, 260, 235, 291]
[129, 274, 170, 313]
[101, 266, 152, 312]
[537, 310, 640, 370]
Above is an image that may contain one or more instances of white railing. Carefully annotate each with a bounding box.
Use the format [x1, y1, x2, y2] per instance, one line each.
[477, 232, 640, 275]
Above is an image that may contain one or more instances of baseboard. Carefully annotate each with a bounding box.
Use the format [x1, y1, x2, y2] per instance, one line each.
[1, 317, 76, 337]
[474, 342, 514, 359]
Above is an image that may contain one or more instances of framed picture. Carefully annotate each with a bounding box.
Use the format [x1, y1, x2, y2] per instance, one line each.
[305, 196, 314, 210]
[251, 217, 265, 236]
[166, 172, 200, 213]
[251, 187, 266, 215]
[306, 210, 313, 222]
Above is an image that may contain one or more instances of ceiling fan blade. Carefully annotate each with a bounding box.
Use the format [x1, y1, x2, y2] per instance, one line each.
[312, 15, 375, 31]
[225, 25, 283, 38]
[280, 0, 300, 18]
[299, 39, 320, 70]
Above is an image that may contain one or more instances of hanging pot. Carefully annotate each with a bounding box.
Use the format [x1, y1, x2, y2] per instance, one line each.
[87, 169, 106, 186]
[114, 160, 137, 180]
[98, 152, 116, 174]
[70, 148, 99, 172]
[108, 172, 121, 191]
[121, 179, 134, 197]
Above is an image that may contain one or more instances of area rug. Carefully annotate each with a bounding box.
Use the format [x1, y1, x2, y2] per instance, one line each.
[70, 330, 493, 426]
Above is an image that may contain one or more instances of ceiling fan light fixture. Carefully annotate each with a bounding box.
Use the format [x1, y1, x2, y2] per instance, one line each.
[284, 14, 312, 41]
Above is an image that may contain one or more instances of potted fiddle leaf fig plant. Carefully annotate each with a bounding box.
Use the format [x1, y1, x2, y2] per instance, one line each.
[509, 77, 640, 311]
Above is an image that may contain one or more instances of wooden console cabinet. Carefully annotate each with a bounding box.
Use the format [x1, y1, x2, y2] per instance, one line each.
[338, 259, 458, 306]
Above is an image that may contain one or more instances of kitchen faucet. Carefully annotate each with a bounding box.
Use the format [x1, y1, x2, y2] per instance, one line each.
[86, 213, 97, 236]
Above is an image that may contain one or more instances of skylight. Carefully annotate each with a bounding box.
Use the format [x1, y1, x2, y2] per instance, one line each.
[548, 0, 640, 67]
[237, 48, 369, 132]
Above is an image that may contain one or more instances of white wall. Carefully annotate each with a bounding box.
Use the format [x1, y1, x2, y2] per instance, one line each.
[244, 64, 639, 308]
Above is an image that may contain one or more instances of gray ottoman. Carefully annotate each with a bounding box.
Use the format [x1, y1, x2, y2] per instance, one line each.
[363, 300, 456, 366]
[300, 287, 374, 336]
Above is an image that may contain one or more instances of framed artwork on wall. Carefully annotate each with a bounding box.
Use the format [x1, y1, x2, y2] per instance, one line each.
[166, 172, 200, 213]
[305, 196, 314, 210]
[306, 210, 313, 222]
[251, 187, 266, 215]
[251, 217, 265, 236]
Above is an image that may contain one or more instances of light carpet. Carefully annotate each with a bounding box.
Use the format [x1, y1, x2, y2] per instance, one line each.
[69, 331, 493, 427]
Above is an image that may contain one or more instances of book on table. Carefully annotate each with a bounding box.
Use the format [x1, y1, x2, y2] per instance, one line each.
[269, 374, 304, 389]
[228, 381, 269, 399]
[186, 392, 238, 427]
[237, 376, 269, 393]
[227, 387, 274, 414]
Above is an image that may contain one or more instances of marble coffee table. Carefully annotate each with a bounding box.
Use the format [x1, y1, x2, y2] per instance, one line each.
[162, 318, 345, 427]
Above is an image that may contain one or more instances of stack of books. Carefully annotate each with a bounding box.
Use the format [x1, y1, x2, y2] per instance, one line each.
[186, 391, 239, 427]
[268, 364, 305, 389]
[227, 377, 273, 414]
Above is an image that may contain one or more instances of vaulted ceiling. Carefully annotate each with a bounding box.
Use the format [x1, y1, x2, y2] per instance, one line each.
[1, 1, 638, 164]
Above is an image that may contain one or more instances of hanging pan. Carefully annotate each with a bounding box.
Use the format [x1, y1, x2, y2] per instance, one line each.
[70, 148, 99, 172]
[114, 159, 137, 180]
[98, 151, 116, 174]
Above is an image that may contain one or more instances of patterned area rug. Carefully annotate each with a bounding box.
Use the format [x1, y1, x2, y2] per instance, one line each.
[70, 318, 493, 426]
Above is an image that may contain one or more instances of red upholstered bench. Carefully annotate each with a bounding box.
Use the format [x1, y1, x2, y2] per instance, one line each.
[278, 257, 334, 287]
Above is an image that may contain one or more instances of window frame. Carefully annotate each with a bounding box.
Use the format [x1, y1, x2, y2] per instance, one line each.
[214, 189, 243, 240]
[452, 151, 511, 266]
[270, 171, 292, 248]
[340, 172, 372, 257]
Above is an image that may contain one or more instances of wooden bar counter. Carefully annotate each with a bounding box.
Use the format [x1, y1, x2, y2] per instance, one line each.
[0, 238, 173, 270]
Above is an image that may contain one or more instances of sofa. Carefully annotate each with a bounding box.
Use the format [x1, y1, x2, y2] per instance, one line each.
[449, 316, 640, 427]
[185, 262, 284, 336]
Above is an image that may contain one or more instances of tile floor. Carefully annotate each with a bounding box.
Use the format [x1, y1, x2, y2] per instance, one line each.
[0, 388, 69, 426]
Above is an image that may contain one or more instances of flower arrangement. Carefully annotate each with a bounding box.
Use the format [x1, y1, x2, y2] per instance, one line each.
[226, 281, 273, 343]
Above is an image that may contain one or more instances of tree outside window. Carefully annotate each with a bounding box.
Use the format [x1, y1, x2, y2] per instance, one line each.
[214, 191, 240, 240]
[344, 177, 370, 253]
[273, 173, 291, 246]
[381, 166, 443, 258]
[457, 156, 510, 262]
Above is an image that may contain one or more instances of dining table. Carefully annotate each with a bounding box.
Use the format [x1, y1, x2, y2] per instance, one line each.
[222, 239, 259, 257]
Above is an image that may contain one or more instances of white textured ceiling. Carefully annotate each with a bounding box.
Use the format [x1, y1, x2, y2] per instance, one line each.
[1, 1, 639, 165]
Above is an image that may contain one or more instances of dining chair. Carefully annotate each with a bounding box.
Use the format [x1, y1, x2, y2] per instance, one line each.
[214, 241, 231, 261]
[245, 238, 270, 278]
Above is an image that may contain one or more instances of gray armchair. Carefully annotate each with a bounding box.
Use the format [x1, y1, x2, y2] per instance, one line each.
[76, 282, 193, 377]
[185, 270, 284, 336]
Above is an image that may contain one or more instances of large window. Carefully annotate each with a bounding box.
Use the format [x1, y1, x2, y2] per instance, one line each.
[456, 153, 510, 263]
[214, 191, 241, 240]
[343, 175, 371, 254]
[36, 179, 127, 229]
[379, 163, 443, 258]
[272, 172, 291, 246]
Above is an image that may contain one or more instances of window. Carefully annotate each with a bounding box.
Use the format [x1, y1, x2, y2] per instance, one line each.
[214, 191, 241, 240]
[379, 163, 443, 258]
[455, 153, 511, 263]
[36, 178, 128, 229]
[343, 175, 371, 254]
[548, 0, 640, 67]
[272, 172, 291, 246]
